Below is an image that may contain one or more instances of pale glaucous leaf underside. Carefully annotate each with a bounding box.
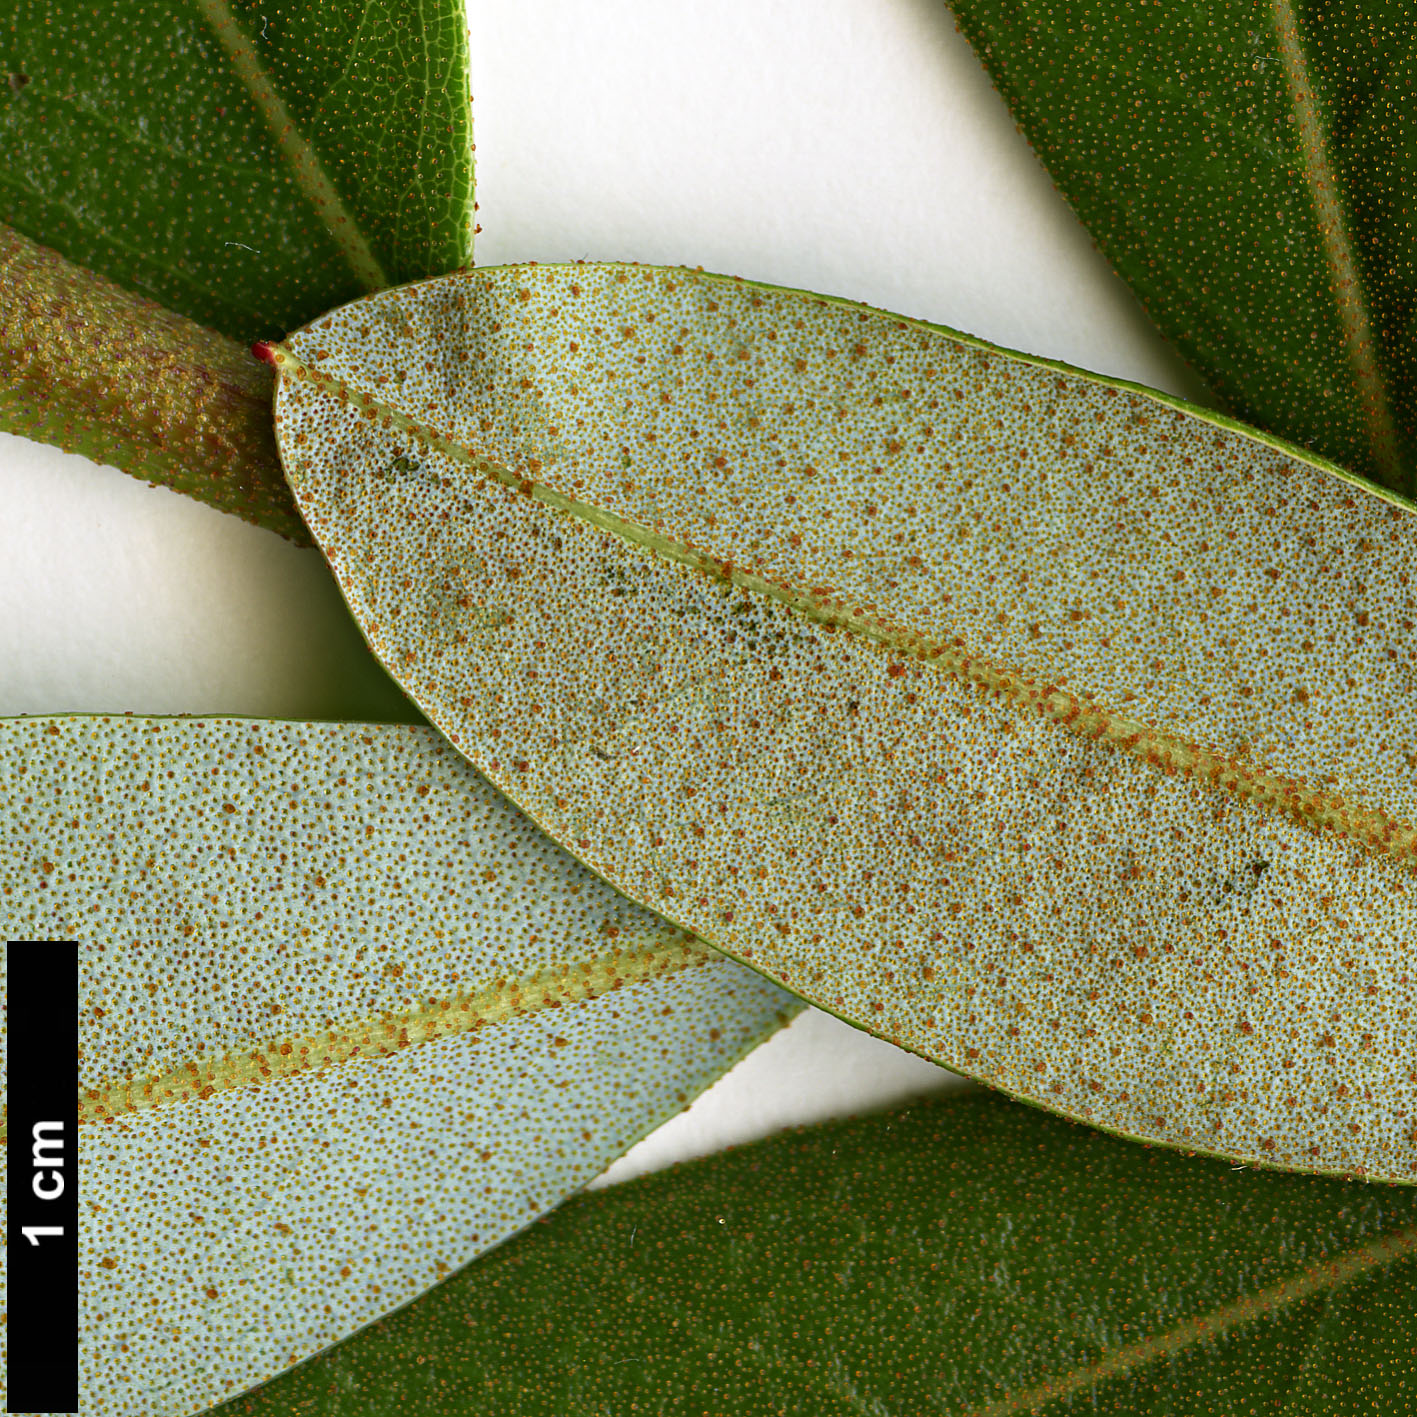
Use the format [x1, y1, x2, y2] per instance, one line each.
[268, 264, 1416, 1183]
[0, 716, 795, 1417]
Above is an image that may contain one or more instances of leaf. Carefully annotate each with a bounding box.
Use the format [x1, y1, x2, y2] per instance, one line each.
[0, 715, 798, 1417]
[267, 263, 1417, 1183]
[1, 223, 306, 543]
[0, 0, 473, 538]
[216, 1090, 1417, 1416]
[0, 0, 474, 343]
[944, 0, 1417, 501]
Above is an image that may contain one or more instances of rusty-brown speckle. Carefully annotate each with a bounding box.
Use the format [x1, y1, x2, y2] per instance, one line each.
[270, 263, 1416, 1183]
[0, 716, 794, 1415]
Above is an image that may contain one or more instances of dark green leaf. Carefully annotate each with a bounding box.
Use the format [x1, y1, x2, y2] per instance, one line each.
[945, 0, 1417, 500]
[220, 1090, 1417, 1415]
[0, 0, 474, 343]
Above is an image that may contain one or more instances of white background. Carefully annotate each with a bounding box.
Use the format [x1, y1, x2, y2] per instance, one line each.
[0, 0, 1214, 1185]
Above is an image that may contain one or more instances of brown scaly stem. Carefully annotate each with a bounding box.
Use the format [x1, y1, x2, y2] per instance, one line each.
[0, 222, 308, 544]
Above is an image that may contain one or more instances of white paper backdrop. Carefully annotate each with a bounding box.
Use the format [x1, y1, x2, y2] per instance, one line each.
[0, 0, 1216, 1186]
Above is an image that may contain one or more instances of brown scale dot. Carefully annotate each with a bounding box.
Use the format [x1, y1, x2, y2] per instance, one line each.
[270, 262, 1414, 1188]
[0, 717, 795, 1414]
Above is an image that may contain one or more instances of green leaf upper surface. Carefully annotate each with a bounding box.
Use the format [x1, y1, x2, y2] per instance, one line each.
[219, 1091, 1417, 1416]
[268, 263, 1417, 1183]
[0, 716, 797, 1417]
[0, 0, 474, 343]
[946, 0, 1417, 501]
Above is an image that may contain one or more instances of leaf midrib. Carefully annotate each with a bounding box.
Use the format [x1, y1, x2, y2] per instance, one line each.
[193, 0, 390, 294]
[72, 932, 710, 1130]
[962, 1224, 1417, 1416]
[603, 1194, 1415, 1414]
[1270, 0, 1404, 486]
[273, 343, 1417, 880]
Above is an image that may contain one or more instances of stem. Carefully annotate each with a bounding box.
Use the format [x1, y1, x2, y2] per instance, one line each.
[0, 222, 308, 544]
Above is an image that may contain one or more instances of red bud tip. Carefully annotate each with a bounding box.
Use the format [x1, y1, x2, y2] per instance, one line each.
[251, 341, 276, 366]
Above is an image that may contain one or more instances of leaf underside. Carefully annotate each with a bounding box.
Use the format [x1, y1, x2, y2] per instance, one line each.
[219, 1090, 1417, 1417]
[0, 0, 474, 343]
[270, 263, 1417, 1183]
[947, 0, 1417, 500]
[0, 716, 796, 1417]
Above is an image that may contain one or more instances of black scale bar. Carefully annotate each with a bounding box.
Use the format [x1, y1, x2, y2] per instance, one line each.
[7, 942, 79, 1414]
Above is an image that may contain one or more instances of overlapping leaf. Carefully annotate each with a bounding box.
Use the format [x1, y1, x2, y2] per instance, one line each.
[267, 263, 1416, 1182]
[220, 1091, 1417, 1415]
[945, 0, 1417, 500]
[0, 715, 797, 1417]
